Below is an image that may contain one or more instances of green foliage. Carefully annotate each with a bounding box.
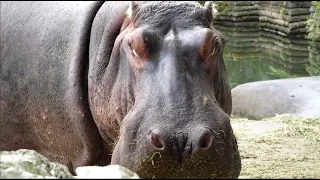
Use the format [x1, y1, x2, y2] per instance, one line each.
[268, 66, 300, 79]
[306, 1, 320, 42]
[306, 1, 320, 76]
[198, 1, 206, 6]
[306, 42, 320, 75]
[279, 2, 286, 19]
[214, 1, 231, 15]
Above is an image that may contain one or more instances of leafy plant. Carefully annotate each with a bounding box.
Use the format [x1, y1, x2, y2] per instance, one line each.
[215, 1, 231, 15]
[306, 1, 320, 75]
[306, 1, 320, 42]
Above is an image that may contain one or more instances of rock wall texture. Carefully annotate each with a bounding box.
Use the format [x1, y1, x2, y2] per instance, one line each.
[212, 1, 315, 37]
[216, 24, 311, 75]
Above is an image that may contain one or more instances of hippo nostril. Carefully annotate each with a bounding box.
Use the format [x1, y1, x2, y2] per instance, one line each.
[150, 130, 164, 149]
[199, 130, 213, 149]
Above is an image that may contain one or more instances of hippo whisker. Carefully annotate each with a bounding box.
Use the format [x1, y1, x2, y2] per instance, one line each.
[215, 141, 226, 146]
[219, 130, 227, 138]
[215, 149, 223, 156]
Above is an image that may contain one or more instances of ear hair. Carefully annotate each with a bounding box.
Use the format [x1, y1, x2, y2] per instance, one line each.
[203, 1, 219, 19]
[126, 1, 138, 19]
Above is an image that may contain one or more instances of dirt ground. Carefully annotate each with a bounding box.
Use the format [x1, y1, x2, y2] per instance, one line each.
[231, 114, 320, 179]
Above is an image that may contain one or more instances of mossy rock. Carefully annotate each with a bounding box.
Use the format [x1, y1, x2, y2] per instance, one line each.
[0, 149, 140, 179]
[0, 149, 74, 179]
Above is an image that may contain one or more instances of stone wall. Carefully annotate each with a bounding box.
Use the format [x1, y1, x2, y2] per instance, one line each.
[216, 24, 312, 88]
[217, 24, 310, 71]
[212, 1, 315, 38]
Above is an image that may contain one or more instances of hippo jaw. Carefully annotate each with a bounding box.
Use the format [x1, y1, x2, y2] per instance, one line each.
[111, 105, 241, 179]
[89, 1, 241, 178]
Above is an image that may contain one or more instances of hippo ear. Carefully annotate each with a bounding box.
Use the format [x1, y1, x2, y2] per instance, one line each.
[126, 1, 138, 19]
[203, 1, 219, 20]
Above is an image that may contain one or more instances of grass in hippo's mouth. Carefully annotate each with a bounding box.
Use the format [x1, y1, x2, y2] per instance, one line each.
[135, 151, 237, 179]
[231, 114, 320, 179]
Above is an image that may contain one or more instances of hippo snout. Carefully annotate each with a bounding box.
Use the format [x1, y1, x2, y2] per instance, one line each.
[110, 106, 241, 179]
[149, 128, 214, 162]
[109, 100, 241, 178]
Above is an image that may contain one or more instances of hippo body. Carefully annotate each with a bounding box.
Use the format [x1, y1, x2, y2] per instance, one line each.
[0, 1, 111, 170]
[0, 1, 241, 178]
[231, 76, 320, 120]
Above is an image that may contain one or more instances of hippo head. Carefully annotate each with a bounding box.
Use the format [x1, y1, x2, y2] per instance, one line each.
[88, 1, 240, 179]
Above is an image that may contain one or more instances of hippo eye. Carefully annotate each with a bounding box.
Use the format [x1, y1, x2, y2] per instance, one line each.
[128, 37, 140, 58]
[128, 35, 148, 62]
[201, 35, 219, 64]
[128, 38, 135, 51]
[211, 36, 219, 56]
[128, 37, 133, 49]
[207, 36, 219, 59]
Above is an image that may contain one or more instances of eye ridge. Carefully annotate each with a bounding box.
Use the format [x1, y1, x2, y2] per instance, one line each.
[206, 37, 220, 62]
[129, 37, 150, 60]
[212, 36, 220, 56]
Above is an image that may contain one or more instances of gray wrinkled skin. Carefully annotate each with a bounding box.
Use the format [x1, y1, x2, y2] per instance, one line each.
[1, 1, 109, 173]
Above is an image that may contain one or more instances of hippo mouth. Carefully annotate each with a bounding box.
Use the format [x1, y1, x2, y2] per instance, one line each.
[134, 150, 241, 179]
[110, 105, 242, 179]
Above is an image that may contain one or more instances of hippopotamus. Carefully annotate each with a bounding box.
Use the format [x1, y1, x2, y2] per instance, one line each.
[0, 1, 241, 178]
[231, 76, 320, 120]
